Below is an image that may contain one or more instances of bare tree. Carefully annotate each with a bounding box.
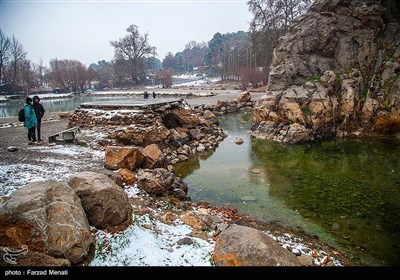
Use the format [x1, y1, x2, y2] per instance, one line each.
[20, 59, 36, 94]
[247, 0, 312, 68]
[110, 24, 156, 84]
[8, 35, 27, 94]
[48, 58, 94, 93]
[157, 69, 172, 88]
[0, 29, 11, 84]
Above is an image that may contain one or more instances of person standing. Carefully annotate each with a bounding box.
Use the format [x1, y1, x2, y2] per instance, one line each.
[32, 95, 45, 142]
[23, 97, 38, 144]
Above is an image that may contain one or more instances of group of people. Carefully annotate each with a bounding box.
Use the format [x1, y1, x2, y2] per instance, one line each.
[23, 96, 45, 145]
[143, 91, 156, 99]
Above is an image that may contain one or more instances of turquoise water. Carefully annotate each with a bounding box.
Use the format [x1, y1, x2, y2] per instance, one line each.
[0, 95, 144, 117]
[174, 112, 400, 266]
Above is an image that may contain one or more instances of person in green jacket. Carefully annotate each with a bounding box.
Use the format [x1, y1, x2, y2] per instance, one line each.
[23, 97, 38, 144]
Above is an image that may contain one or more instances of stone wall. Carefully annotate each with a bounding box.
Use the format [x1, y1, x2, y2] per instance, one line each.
[252, 0, 400, 144]
[69, 98, 227, 165]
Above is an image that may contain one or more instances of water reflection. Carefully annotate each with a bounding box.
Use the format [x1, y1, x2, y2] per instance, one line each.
[174, 112, 400, 265]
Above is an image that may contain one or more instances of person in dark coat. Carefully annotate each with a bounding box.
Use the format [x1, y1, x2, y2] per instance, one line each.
[32, 95, 45, 142]
[23, 97, 38, 144]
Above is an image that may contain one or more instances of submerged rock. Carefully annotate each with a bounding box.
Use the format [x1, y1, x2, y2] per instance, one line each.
[233, 137, 244, 145]
[240, 196, 258, 202]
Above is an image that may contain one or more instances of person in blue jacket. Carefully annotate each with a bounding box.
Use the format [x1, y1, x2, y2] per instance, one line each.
[24, 97, 38, 144]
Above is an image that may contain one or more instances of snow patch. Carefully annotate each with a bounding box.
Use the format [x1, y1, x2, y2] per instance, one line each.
[91, 214, 214, 266]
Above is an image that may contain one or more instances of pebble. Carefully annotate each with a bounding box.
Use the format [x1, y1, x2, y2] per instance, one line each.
[7, 146, 18, 152]
[177, 237, 194, 245]
[233, 136, 244, 145]
[292, 248, 302, 256]
[250, 168, 261, 174]
[240, 196, 258, 202]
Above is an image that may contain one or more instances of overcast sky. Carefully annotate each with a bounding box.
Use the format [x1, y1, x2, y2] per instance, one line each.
[0, 0, 252, 66]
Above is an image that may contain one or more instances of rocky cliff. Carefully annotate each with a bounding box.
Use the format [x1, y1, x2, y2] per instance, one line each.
[252, 0, 400, 144]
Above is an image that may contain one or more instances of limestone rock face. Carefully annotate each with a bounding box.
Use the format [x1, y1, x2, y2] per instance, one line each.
[213, 225, 301, 266]
[252, 0, 400, 143]
[0, 180, 94, 264]
[68, 172, 132, 231]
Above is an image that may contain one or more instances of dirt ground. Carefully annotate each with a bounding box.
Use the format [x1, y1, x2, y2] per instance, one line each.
[0, 113, 104, 196]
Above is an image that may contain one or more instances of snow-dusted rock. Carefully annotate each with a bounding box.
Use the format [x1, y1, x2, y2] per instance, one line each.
[68, 172, 132, 231]
[213, 224, 302, 266]
[0, 180, 94, 264]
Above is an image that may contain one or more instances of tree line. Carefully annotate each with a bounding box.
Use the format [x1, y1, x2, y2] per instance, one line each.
[0, 0, 312, 94]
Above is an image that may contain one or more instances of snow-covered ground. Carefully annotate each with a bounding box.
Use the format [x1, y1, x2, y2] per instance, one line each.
[91, 214, 214, 266]
[171, 76, 221, 88]
[0, 144, 103, 196]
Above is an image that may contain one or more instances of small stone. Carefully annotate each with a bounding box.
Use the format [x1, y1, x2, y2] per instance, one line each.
[233, 136, 244, 145]
[218, 223, 229, 231]
[297, 255, 313, 266]
[177, 237, 194, 245]
[240, 196, 258, 202]
[142, 223, 152, 230]
[210, 215, 223, 223]
[197, 144, 205, 152]
[160, 212, 176, 225]
[292, 248, 302, 256]
[340, 216, 347, 219]
[250, 168, 261, 174]
[7, 146, 18, 152]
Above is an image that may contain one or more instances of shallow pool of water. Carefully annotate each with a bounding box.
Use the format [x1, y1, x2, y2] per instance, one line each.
[174, 112, 400, 266]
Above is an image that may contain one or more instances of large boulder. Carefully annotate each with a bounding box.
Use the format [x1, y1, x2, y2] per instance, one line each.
[252, 0, 400, 142]
[137, 168, 190, 200]
[104, 146, 144, 170]
[68, 172, 132, 231]
[142, 144, 168, 169]
[0, 180, 94, 264]
[213, 225, 302, 266]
